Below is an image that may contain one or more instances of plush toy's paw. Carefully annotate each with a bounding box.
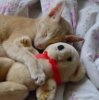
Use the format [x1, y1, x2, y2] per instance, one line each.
[31, 64, 46, 85]
[37, 88, 56, 100]
[37, 79, 56, 100]
[38, 92, 49, 100]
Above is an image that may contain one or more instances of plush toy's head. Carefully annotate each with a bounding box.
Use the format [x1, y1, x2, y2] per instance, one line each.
[44, 42, 85, 83]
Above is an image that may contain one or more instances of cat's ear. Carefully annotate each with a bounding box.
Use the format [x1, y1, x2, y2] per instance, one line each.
[65, 35, 84, 43]
[48, 1, 65, 22]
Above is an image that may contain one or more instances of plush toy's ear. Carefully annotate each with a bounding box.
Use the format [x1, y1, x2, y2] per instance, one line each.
[48, 1, 65, 21]
[69, 64, 85, 82]
[65, 35, 84, 43]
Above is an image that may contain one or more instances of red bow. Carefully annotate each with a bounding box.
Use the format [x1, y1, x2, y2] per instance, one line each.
[35, 51, 62, 85]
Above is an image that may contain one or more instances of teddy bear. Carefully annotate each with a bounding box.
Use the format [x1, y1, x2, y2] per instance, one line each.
[0, 41, 85, 100]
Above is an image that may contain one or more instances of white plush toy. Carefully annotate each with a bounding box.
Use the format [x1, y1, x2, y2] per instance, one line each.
[0, 42, 85, 100]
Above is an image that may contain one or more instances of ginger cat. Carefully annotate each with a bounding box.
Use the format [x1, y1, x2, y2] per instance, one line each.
[0, 1, 81, 86]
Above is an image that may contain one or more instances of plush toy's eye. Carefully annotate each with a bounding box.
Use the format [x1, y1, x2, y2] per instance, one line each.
[67, 57, 72, 62]
[57, 45, 64, 50]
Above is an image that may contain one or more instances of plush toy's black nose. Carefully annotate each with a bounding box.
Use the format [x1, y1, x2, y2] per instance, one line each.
[57, 45, 64, 50]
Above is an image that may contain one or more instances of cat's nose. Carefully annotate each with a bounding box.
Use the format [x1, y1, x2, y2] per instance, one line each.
[36, 44, 44, 50]
[57, 45, 64, 50]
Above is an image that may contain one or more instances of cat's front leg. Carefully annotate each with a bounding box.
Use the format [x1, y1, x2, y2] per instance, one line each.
[17, 36, 39, 54]
[2, 36, 45, 85]
[36, 79, 57, 100]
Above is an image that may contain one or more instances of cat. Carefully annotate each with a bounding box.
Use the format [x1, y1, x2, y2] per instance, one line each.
[0, 1, 82, 86]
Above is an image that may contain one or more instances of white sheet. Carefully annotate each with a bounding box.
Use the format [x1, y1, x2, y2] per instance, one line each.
[64, 77, 99, 100]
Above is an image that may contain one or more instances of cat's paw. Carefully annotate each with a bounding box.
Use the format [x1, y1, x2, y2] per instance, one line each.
[20, 36, 32, 47]
[15, 36, 32, 47]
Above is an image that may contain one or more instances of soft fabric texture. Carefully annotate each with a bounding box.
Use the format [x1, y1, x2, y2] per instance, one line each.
[77, 0, 99, 89]
[0, 0, 39, 16]
[64, 77, 99, 100]
[76, 2, 99, 38]
[76, 1, 99, 51]
[80, 21, 99, 89]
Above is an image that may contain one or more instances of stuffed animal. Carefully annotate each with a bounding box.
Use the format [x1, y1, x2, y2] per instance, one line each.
[0, 42, 85, 100]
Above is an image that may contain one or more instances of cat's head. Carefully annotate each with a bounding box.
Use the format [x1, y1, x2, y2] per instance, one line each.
[44, 42, 85, 82]
[34, 1, 72, 49]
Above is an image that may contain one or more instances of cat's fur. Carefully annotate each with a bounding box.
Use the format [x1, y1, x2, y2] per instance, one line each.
[0, 1, 72, 85]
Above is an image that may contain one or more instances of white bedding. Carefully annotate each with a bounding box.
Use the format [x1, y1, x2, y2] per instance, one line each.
[64, 77, 99, 100]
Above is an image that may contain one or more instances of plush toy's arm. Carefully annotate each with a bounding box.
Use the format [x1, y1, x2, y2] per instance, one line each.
[36, 78, 57, 100]
[0, 57, 14, 81]
[2, 36, 45, 85]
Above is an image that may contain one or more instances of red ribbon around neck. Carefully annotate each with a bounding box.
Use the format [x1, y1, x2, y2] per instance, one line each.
[35, 51, 62, 85]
